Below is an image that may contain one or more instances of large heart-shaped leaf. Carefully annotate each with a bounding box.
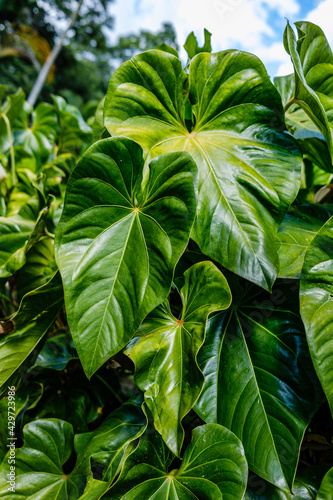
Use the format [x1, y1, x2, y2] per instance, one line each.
[195, 281, 322, 491]
[107, 423, 248, 500]
[104, 49, 301, 291]
[283, 21, 333, 159]
[0, 272, 63, 390]
[0, 419, 86, 498]
[277, 205, 333, 278]
[125, 261, 231, 456]
[55, 137, 198, 378]
[300, 216, 333, 415]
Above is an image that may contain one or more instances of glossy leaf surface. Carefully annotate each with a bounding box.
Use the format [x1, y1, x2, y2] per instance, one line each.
[196, 281, 322, 491]
[55, 137, 197, 377]
[0, 272, 63, 389]
[74, 399, 147, 482]
[0, 419, 85, 498]
[277, 205, 333, 278]
[300, 216, 333, 415]
[125, 261, 231, 456]
[107, 424, 248, 500]
[104, 49, 301, 290]
[283, 21, 333, 158]
[245, 465, 329, 499]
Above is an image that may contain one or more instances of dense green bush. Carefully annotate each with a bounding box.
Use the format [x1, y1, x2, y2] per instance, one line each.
[0, 21, 333, 499]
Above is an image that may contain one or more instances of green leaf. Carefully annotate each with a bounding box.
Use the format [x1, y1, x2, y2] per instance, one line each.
[0, 87, 25, 154]
[107, 423, 248, 500]
[245, 465, 330, 499]
[0, 382, 43, 463]
[14, 102, 58, 167]
[74, 399, 147, 482]
[283, 21, 333, 159]
[104, 49, 301, 291]
[317, 467, 333, 500]
[78, 477, 109, 500]
[33, 332, 77, 371]
[92, 97, 108, 141]
[156, 43, 179, 57]
[52, 95, 92, 155]
[274, 74, 323, 138]
[184, 28, 212, 59]
[299, 138, 333, 174]
[0, 198, 53, 278]
[0, 418, 86, 498]
[195, 281, 323, 491]
[277, 204, 333, 278]
[55, 137, 197, 378]
[300, 216, 333, 415]
[0, 272, 63, 390]
[125, 261, 231, 456]
[16, 236, 57, 300]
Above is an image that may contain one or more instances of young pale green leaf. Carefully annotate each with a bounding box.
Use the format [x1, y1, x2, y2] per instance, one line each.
[300, 216, 333, 416]
[0, 272, 63, 390]
[283, 21, 333, 159]
[184, 28, 212, 59]
[107, 424, 247, 500]
[0, 419, 86, 498]
[277, 205, 333, 278]
[195, 281, 322, 492]
[317, 467, 333, 500]
[55, 137, 198, 378]
[105, 49, 301, 291]
[125, 261, 231, 456]
[74, 399, 147, 482]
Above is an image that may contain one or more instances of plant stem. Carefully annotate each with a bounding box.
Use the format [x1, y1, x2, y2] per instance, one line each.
[2, 113, 16, 185]
[284, 97, 297, 113]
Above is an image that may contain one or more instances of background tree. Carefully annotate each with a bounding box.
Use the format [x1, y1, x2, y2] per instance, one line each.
[0, 0, 178, 106]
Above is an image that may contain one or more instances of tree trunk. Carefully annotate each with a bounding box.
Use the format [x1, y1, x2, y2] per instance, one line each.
[27, 0, 84, 107]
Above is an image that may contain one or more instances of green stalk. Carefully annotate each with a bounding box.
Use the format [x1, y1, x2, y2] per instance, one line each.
[284, 96, 297, 113]
[2, 113, 16, 185]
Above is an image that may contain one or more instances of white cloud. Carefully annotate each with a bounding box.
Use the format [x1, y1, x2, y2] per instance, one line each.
[305, 0, 333, 46]
[109, 0, 301, 75]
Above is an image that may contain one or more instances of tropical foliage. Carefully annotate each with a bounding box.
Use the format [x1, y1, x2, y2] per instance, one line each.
[0, 20, 333, 499]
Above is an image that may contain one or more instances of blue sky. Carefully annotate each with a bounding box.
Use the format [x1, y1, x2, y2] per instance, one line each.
[109, 0, 333, 78]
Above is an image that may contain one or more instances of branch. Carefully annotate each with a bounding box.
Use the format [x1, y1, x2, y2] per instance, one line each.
[27, 0, 84, 107]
